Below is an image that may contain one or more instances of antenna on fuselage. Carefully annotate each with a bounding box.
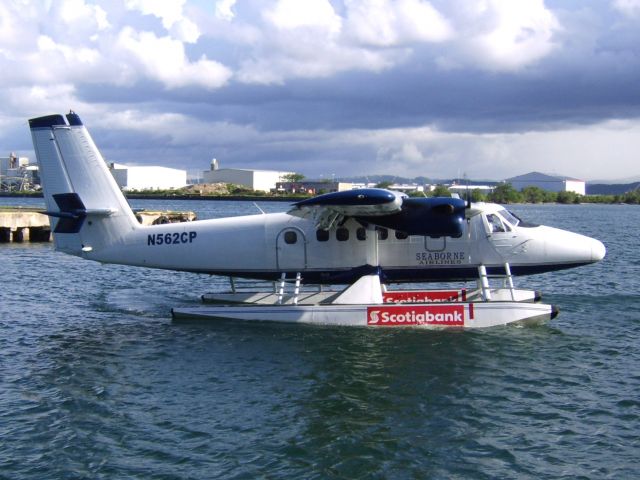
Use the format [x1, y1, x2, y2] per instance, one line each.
[463, 173, 471, 209]
[253, 202, 265, 214]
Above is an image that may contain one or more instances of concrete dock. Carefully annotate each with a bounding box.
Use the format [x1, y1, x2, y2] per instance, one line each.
[0, 207, 196, 243]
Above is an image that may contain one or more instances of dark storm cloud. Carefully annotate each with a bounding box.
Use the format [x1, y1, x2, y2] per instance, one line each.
[76, 47, 640, 136]
[3, 0, 640, 180]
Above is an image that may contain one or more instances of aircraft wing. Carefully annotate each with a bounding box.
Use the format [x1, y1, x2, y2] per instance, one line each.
[465, 205, 484, 218]
[289, 188, 467, 237]
[289, 189, 404, 230]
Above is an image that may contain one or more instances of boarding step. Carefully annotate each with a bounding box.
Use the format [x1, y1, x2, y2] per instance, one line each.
[208, 274, 341, 305]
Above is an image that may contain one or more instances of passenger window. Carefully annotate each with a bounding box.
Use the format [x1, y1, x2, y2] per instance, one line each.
[284, 231, 297, 244]
[316, 229, 329, 242]
[356, 227, 366, 241]
[336, 227, 349, 241]
[377, 228, 388, 240]
[486, 214, 506, 233]
[395, 231, 409, 240]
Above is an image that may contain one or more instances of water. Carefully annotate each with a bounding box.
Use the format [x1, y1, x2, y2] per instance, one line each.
[1, 199, 639, 479]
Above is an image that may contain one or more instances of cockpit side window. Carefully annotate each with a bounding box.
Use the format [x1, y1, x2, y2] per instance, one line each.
[486, 213, 506, 233]
[505, 210, 539, 228]
[498, 209, 519, 227]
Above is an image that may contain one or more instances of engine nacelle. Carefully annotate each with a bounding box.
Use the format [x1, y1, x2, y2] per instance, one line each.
[358, 197, 466, 237]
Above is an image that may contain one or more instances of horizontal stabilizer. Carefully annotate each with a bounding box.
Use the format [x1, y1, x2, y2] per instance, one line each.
[44, 193, 87, 233]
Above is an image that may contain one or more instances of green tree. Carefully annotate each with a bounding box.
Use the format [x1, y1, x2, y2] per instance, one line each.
[621, 190, 640, 204]
[470, 188, 486, 202]
[487, 183, 523, 204]
[375, 181, 393, 189]
[556, 191, 581, 204]
[429, 185, 451, 197]
[521, 186, 546, 203]
[282, 173, 305, 182]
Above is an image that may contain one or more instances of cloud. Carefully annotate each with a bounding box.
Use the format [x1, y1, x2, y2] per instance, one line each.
[361, 120, 640, 181]
[37, 35, 101, 67]
[473, 0, 559, 70]
[265, 0, 342, 32]
[229, 0, 561, 85]
[434, 0, 560, 71]
[55, 0, 110, 33]
[124, 0, 200, 42]
[237, 0, 454, 84]
[100, 109, 262, 147]
[613, 0, 640, 17]
[115, 27, 232, 89]
[3, 0, 640, 182]
[0, 0, 232, 90]
[344, 0, 453, 47]
[238, 0, 349, 84]
[215, 0, 237, 21]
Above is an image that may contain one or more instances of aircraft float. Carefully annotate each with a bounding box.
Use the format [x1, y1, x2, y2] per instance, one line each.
[29, 112, 606, 328]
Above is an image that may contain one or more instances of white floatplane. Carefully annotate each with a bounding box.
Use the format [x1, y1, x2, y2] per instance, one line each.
[29, 112, 605, 328]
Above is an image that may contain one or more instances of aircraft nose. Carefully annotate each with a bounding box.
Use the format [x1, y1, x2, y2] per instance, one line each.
[591, 239, 606, 262]
[539, 227, 606, 266]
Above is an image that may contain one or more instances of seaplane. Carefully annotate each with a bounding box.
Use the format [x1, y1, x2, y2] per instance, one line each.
[29, 112, 606, 328]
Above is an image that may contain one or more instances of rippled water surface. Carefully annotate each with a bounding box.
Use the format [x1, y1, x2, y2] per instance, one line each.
[1, 199, 638, 479]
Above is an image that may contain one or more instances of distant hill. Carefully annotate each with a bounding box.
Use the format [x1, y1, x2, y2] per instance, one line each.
[334, 174, 639, 195]
[338, 175, 498, 186]
[586, 182, 640, 195]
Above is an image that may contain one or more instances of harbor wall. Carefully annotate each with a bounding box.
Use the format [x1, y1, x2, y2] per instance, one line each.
[0, 208, 196, 243]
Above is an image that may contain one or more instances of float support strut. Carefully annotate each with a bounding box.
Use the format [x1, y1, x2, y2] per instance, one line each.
[478, 265, 492, 301]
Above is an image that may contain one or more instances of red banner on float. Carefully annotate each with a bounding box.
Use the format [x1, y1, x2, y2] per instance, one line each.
[383, 289, 466, 303]
[367, 304, 466, 326]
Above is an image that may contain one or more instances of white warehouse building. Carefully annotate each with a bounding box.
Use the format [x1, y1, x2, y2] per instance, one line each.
[109, 163, 187, 191]
[202, 159, 293, 192]
[506, 172, 585, 195]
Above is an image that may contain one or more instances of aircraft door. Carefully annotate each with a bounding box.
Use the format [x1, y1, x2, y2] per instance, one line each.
[483, 213, 520, 261]
[276, 227, 307, 271]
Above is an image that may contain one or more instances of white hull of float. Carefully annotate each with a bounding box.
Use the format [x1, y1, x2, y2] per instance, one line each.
[200, 287, 541, 306]
[177, 275, 557, 329]
[171, 301, 557, 328]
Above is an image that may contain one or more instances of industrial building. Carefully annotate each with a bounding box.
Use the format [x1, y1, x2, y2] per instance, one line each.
[109, 163, 187, 191]
[506, 172, 585, 195]
[1, 153, 39, 191]
[202, 159, 294, 192]
[447, 183, 495, 196]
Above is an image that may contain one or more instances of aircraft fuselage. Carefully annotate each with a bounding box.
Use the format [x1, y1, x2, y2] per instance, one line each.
[84, 203, 605, 284]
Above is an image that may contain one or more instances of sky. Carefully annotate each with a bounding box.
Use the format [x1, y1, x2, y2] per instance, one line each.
[1, 0, 640, 182]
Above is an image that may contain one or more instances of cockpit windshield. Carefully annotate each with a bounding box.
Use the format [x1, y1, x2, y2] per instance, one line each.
[497, 209, 539, 228]
[498, 209, 520, 227]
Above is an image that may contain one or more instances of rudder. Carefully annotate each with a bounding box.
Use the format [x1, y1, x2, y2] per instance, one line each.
[29, 111, 139, 255]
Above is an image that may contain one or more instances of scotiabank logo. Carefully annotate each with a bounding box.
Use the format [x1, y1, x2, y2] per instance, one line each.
[367, 304, 465, 326]
[383, 289, 466, 303]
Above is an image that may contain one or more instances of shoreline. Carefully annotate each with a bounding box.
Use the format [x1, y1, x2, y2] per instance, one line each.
[0, 191, 637, 205]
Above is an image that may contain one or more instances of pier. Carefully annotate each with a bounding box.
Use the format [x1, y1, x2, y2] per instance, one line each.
[0, 207, 196, 243]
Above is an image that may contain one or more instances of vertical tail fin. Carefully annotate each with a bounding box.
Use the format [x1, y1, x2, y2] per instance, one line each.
[29, 111, 138, 255]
